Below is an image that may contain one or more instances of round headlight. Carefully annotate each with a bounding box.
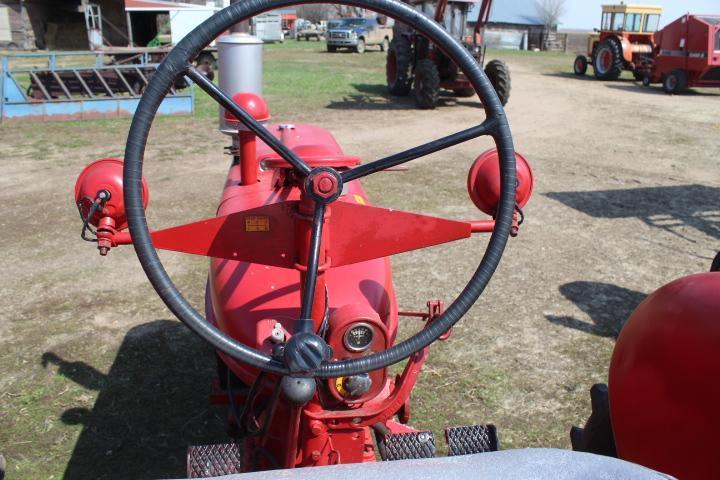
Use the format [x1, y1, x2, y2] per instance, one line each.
[343, 322, 374, 352]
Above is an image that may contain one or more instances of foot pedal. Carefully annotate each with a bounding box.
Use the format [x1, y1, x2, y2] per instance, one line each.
[187, 443, 242, 478]
[379, 431, 436, 460]
[445, 425, 499, 455]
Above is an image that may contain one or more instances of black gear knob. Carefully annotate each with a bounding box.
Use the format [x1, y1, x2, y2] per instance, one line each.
[284, 332, 332, 374]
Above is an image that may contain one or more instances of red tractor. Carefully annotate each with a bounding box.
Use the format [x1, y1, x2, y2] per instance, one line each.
[73, 0, 720, 478]
[573, 4, 662, 81]
[386, 0, 511, 109]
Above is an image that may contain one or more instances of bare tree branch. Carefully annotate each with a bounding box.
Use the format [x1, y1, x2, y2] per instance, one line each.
[536, 0, 566, 29]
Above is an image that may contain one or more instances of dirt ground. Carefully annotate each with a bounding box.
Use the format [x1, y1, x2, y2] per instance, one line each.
[1, 49, 719, 479]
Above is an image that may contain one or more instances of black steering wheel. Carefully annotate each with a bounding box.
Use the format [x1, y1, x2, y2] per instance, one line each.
[123, 0, 517, 379]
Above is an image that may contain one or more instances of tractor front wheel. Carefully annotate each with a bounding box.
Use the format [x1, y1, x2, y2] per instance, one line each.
[413, 58, 440, 109]
[386, 36, 412, 96]
[593, 39, 623, 80]
[663, 69, 687, 94]
[327, 45, 337, 53]
[484, 59, 511, 106]
[574, 55, 588, 76]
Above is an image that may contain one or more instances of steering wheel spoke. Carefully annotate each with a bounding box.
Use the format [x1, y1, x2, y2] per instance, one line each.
[185, 65, 311, 176]
[297, 202, 327, 333]
[341, 116, 500, 182]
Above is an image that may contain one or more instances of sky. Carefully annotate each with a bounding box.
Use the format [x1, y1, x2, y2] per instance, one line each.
[558, 0, 719, 29]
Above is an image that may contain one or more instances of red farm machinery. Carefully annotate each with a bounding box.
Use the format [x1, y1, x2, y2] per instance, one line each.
[72, 0, 720, 479]
[574, 4, 720, 94]
[386, 0, 510, 109]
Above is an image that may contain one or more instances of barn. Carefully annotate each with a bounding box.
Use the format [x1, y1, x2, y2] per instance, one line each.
[469, 0, 547, 50]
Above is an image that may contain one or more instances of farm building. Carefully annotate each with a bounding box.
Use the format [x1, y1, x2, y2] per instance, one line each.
[469, 0, 548, 50]
[0, 0, 299, 50]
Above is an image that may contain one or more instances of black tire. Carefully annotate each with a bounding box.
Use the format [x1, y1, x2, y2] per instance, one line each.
[195, 51, 217, 70]
[593, 38, 623, 80]
[574, 55, 588, 76]
[355, 38, 366, 54]
[642, 75, 651, 87]
[711, 251, 720, 272]
[663, 69, 688, 94]
[386, 36, 412, 96]
[413, 58, 440, 109]
[327, 45, 337, 52]
[453, 87, 476, 97]
[380, 37, 389, 52]
[484, 59, 511, 106]
[632, 71, 644, 82]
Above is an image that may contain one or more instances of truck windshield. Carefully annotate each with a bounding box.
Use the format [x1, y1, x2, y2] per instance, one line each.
[644, 14, 660, 32]
[340, 19, 367, 27]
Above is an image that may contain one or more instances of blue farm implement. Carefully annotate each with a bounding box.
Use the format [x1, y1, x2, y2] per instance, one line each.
[1, 52, 194, 122]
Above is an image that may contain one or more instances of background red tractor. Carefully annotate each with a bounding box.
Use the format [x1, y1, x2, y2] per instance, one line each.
[573, 3, 662, 81]
[386, 0, 510, 109]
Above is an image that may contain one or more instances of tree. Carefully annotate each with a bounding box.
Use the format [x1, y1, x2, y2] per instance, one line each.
[297, 4, 330, 23]
[536, 0, 566, 30]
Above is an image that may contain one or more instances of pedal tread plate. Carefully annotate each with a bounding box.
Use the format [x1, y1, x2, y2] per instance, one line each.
[380, 430, 436, 461]
[445, 424, 499, 456]
[187, 442, 243, 478]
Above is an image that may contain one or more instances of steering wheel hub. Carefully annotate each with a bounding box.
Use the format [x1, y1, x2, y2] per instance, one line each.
[306, 167, 343, 203]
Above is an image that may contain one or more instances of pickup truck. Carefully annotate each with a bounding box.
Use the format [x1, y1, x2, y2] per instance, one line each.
[326, 17, 393, 53]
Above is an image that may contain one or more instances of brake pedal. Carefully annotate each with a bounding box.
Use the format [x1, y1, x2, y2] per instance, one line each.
[378, 430, 436, 460]
[187, 442, 243, 478]
[445, 424, 499, 455]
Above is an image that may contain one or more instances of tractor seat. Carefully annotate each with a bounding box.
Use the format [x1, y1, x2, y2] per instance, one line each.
[262, 144, 361, 170]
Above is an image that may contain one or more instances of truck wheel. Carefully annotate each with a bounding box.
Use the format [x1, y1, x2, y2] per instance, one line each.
[663, 69, 688, 94]
[327, 45, 337, 52]
[593, 38, 622, 80]
[642, 76, 651, 87]
[381, 37, 389, 52]
[413, 58, 440, 109]
[355, 38, 366, 54]
[574, 55, 588, 76]
[484, 59, 511, 106]
[386, 37, 412, 96]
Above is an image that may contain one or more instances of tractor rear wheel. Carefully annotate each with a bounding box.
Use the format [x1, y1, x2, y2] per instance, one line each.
[663, 69, 688, 94]
[593, 38, 623, 80]
[386, 37, 412, 96]
[413, 58, 440, 109]
[574, 55, 588, 75]
[484, 59, 511, 106]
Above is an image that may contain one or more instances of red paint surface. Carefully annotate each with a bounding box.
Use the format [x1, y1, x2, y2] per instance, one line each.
[610, 272, 720, 479]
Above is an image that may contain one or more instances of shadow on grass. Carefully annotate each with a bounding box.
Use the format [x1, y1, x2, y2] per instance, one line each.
[42, 320, 227, 480]
[545, 184, 720, 242]
[326, 83, 482, 110]
[546, 281, 646, 338]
